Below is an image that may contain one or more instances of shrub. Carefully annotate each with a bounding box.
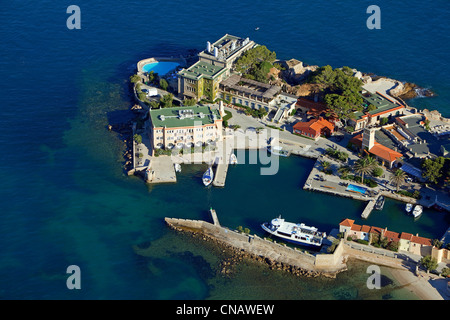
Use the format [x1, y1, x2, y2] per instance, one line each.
[133, 134, 142, 145]
[372, 167, 384, 177]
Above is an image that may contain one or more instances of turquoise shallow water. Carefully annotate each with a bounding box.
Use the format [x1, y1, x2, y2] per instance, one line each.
[0, 0, 449, 299]
[142, 62, 180, 75]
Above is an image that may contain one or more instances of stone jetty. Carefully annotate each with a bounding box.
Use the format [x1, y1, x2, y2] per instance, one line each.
[165, 210, 348, 277]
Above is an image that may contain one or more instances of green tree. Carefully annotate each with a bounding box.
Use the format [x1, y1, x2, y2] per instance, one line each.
[320, 160, 331, 173]
[372, 167, 384, 177]
[390, 169, 406, 192]
[159, 78, 169, 91]
[311, 65, 363, 124]
[183, 98, 196, 106]
[133, 134, 142, 145]
[149, 100, 159, 109]
[354, 156, 377, 182]
[130, 74, 142, 84]
[234, 45, 276, 76]
[160, 93, 174, 108]
[422, 157, 446, 184]
[338, 165, 351, 178]
[420, 255, 438, 273]
[146, 71, 155, 84]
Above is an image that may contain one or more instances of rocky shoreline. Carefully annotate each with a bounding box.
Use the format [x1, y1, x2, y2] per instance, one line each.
[166, 223, 342, 279]
[108, 119, 134, 172]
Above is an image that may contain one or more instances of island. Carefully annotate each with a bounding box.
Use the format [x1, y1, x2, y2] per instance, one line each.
[112, 34, 450, 299]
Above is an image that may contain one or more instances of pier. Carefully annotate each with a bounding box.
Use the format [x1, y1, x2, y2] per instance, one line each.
[212, 163, 229, 187]
[361, 199, 376, 219]
[165, 209, 349, 275]
[209, 207, 220, 226]
[145, 156, 177, 184]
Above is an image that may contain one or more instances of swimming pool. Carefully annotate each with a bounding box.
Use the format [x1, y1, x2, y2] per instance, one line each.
[346, 184, 368, 194]
[142, 61, 180, 75]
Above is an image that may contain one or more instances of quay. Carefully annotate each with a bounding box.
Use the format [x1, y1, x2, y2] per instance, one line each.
[165, 209, 347, 275]
[361, 199, 376, 219]
[145, 156, 177, 184]
[212, 162, 229, 187]
[164, 209, 437, 281]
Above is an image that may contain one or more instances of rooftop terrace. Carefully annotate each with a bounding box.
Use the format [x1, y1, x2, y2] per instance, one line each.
[354, 91, 404, 120]
[178, 61, 226, 80]
[220, 74, 281, 99]
[150, 105, 221, 129]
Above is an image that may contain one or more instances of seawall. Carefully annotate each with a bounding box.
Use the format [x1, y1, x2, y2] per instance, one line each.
[165, 217, 348, 277]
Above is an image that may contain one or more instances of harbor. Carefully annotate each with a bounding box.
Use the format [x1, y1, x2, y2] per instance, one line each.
[164, 207, 446, 300]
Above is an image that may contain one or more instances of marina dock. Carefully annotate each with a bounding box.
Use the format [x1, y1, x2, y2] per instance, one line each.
[165, 209, 348, 275]
[212, 163, 229, 187]
[361, 199, 376, 219]
[145, 156, 177, 184]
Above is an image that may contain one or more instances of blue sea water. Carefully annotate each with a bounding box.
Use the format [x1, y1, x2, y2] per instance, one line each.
[0, 0, 449, 300]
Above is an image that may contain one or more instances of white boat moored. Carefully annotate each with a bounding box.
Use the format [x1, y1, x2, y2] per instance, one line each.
[412, 205, 423, 218]
[405, 203, 413, 213]
[261, 216, 326, 247]
[202, 167, 214, 186]
[230, 153, 237, 165]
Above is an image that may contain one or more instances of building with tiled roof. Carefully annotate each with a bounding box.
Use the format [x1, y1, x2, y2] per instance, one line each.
[348, 90, 406, 132]
[293, 117, 335, 140]
[338, 218, 433, 256]
[349, 127, 403, 168]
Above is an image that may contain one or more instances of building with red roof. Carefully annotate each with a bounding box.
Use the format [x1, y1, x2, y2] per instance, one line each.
[349, 127, 403, 168]
[338, 219, 432, 256]
[293, 117, 335, 140]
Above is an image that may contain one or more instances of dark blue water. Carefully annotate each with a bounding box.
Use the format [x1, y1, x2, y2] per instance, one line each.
[0, 0, 449, 299]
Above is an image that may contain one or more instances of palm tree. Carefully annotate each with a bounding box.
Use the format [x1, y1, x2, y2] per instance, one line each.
[338, 165, 351, 179]
[390, 169, 406, 192]
[320, 160, 331, 173]
[354, 156, 377, 183]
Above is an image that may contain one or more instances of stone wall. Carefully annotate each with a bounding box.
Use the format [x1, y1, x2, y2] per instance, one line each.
[315, 239, 346, 271]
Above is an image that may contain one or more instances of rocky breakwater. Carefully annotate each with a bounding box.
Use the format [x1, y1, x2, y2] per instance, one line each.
[165, 218, 340, 279]
[388, 81, 434, 100]
[108, 120, 134, 172]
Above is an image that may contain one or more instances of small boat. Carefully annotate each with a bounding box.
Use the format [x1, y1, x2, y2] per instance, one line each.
[174, 163, 181, 173]
[267, 145, 289, 157]
[412, 205, 423, 218]
[405, 203, 413, 214]
[202, 167, 214, 187]
[261, 216, 326, 247]
[255, 27, 260, 31]
[230, 153, 237, 165]
[374, 196, 385, 210]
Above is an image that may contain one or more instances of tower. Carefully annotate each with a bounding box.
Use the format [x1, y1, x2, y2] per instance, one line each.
[362, 127, 375, 151]
[219, 100, 225, 117]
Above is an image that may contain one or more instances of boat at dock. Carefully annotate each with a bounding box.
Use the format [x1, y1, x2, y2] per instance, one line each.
[230, 153, 237, 165]
[267, 145, 289, 157]
[374, 196, 385, 210]
[405, 203, 413, 214]
[261, 216, 326, 247]
[174, 163, 181, 173]
[412, 205, 423, 219]
[202, 167, 213, 186]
